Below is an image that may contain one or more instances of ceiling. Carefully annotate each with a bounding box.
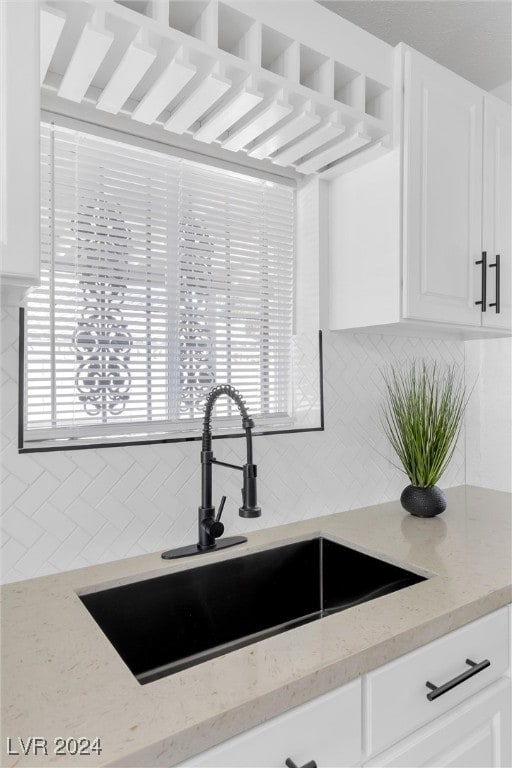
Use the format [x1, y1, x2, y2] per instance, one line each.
[319, 1, 512, 92]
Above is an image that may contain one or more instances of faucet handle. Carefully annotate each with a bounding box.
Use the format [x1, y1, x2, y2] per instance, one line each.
[215, 495, 226, 523]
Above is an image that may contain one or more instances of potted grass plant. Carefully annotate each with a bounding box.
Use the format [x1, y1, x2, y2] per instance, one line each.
[381, 361, 467, 517]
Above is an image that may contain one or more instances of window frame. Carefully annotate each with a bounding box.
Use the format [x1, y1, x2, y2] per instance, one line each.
[19, 117, 324, 453]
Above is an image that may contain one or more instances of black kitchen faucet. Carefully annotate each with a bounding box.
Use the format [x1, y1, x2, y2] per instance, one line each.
[162, 385, 261, 560]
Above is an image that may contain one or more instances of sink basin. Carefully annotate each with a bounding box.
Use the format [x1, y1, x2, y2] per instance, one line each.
[79, 537, 426, 684]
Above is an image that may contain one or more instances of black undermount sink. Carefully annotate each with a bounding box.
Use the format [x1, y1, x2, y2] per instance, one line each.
[79, 537, 426, 685]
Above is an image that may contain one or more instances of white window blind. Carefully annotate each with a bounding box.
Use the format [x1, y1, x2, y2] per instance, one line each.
[23, 123, 294, 448]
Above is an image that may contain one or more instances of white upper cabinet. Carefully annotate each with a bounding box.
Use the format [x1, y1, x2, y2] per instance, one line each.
[327, 45, 512, 339]
[482, 94, 511, 330]
[402, 48, 484, 326]
[403, 48, 511, 332]
[0, 1, 40, 304]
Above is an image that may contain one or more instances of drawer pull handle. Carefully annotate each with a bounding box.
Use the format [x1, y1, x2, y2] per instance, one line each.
[285, 759, 317, 768]
[475, 252, 487, 311]
[489, 255, 501, 314]
[426, 658, 490, 701]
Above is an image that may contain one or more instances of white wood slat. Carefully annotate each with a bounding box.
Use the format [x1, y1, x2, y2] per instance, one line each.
[272, 116, 345, 166]
[58, 22, 114, 103]
[221, 98, 293, 152]
[319, 140, 390, 179]
[296, 127, 371, 174]
[131, 53, 196, 124]
[194, 85, 264, 144]
[96, 35, 157, 114]
[40, 5, 66, 86]
[164, 72, 231, 134]
[248, 108, 320, 160]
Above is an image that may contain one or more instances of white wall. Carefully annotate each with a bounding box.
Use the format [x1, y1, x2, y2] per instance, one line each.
[465, 338, 512, 493]
[491, 80, 512, 105]
[0, 305, 465, 584]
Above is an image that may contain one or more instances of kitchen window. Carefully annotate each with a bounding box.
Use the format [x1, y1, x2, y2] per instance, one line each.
[21, 122, 299, 450]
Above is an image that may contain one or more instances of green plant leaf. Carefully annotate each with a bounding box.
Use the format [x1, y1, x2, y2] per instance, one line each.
[380, 360, 468, 487]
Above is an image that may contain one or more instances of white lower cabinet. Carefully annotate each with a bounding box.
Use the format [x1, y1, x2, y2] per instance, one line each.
[180, 680, 362, 767]
[365, 606, 509, 755]
[364, 678, 511, 768]
[180, 607, 510, 768]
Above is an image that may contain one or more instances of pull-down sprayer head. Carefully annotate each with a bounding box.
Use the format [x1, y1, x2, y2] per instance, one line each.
[240, 459, 261, 518]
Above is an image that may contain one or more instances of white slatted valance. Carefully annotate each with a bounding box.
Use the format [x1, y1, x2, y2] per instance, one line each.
[23, 123, 295, 448]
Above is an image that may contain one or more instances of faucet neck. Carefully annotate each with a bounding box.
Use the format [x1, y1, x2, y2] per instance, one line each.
[202, 385, 253, 452]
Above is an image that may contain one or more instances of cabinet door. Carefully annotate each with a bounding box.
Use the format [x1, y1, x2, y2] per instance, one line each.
[403, 48, 484, 326]
[0, 1, 40, 303]
[179, 680, 362, 767]
[364, 678, 511, 768]
[482, 95, 511, 330]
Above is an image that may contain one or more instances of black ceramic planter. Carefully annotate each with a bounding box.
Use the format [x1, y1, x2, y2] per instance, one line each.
[400, 485, 447, 517]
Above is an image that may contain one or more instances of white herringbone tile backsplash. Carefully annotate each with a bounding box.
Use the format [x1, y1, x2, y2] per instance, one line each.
[0, 305, 465, 584]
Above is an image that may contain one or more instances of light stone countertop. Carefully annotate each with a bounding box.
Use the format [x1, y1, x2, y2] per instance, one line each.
[1, 485, 511, 767]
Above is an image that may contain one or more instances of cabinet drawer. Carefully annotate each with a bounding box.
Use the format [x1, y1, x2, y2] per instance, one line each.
[180, 679, 361, 767]
[364, 678, 512, 768]
[366, 607, 510, 755]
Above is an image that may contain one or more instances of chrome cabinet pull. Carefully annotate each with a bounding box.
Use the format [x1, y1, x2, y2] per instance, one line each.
[489, 254, 501, 314]
[475, 252, 487, 311]
[426, 658, 490, 701]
